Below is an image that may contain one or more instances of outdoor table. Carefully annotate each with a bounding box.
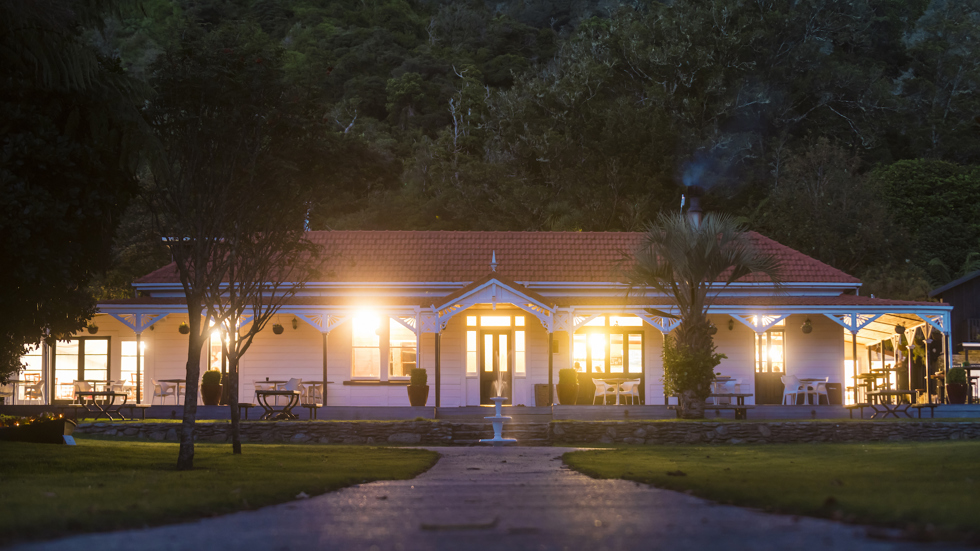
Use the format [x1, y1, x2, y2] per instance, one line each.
[4, 379, 23, 404]
[799, 378, 826, 405]
[255, 390, 301, 420]
[159, 379, 186, 404]
[710, 376, 735, 405]
[77, 391, 128, 421]
[867, 390, 916, 419]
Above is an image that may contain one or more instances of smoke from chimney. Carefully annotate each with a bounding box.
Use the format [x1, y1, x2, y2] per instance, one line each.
[685, 185, 704, 225]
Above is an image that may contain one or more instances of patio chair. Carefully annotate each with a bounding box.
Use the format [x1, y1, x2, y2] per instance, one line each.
[73, 381, 93, 404]
[621, 379, 641, 405]
[781, 375, 815, 405]
[24, 379, 45, 403]
[810, 377, 829, 405]
[254, 380, 277, 404]
[0, 383, 13, 404]
[282, 378, 303, 407]
[592, 380, 617, 405]
[151, 379, 177, 405]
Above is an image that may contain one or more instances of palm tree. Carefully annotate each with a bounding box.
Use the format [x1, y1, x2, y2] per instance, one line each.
[628, 212, 783, 418]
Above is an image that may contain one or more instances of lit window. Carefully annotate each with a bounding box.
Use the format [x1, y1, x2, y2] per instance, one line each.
[585, 316, 607, 327]
[573, 334, 587, 372]
[466, 331, 477, 375]
[388, 320, 416, 378]
[515, 316, 525, 327]
[480, 316, 511, 327]
[352, 312, 380, 378]
[209, 330, 224, 371]
[466, 316, 477, 327]
[120, 341, 146, 400]
[515, 330, 525, 375]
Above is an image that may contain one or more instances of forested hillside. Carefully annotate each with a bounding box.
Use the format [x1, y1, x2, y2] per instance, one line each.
[99, 0, 980, 298]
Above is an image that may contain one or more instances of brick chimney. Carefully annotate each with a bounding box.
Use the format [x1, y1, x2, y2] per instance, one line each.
[686, 185, 704, 225]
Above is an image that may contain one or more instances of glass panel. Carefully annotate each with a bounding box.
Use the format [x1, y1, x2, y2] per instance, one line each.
[466, 316, 477, 327]
[628, 334, 643, 373]
[466, 331, 477, 374]
[484, 334, 493, 372]
[610, 334, 624, 373]
[480, 316, 511, 327]
[573, 334, 587, 372]
[209, 331, 223, 371]
[55, 340, 79, 398]
[584, 316, 606, 327]
[589, 333, 606, 373]
[352, 314, 380, 347]
[388, 319, 416, 378]
[610, 316, 643, 327]
[515, 331, 525, 375]
[499, 334, 508, 372]
[515, 316, 525, 327]
[769, 332, 784, 373]
[20, 346, 43, 378]
[86, 339, 108, 355]
[352, 348, 380, 378]
[84, 353, 108, 382]
[120, 341, 145, 399]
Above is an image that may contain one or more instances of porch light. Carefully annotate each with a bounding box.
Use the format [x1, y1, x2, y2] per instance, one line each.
[801, 318, 812, 334]
[728, 319, 734, 331]
[291, 317, 298, 330]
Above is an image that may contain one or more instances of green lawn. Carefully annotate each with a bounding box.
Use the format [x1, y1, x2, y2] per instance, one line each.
[0, 437, 438, 545]
[564, 441, 980, 542]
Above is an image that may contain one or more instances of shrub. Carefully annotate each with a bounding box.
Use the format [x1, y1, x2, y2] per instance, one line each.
[948, 367, 967, 385]
[202, 370, 222, 386]
[410, 368, 427, 386]
[662, 335, 726, 401]
[558, 368, 578, 385]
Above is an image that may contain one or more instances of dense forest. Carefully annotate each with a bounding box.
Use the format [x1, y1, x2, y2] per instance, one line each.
[6, 0, 980, 313]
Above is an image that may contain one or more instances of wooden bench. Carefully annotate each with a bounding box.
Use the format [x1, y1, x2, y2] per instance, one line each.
[845, 403, 871, 419]
[909, 403, 939, 418]
[238, 403, 256, 420]
[705, 404, 756, 420]
[302, 403, 322, 420]
[119, 404, 152, 420]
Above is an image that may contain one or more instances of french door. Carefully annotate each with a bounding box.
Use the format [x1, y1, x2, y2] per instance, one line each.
[574, 331, 644, 404]
[479, 330, 512, 405]
[755, 329, 785, 404]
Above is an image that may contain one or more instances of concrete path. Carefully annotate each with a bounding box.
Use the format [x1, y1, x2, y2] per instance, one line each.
[12, 447, 963, 551]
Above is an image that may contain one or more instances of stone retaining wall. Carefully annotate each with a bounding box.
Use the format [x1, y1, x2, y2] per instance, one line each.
[76, 420, 452, 445]
[550, 420, 980, 445]
[75, 420, 980, 446]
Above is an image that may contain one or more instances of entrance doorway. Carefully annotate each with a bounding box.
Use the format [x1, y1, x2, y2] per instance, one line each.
[573, 328, 644, 405]
[480, 330, 512, 404]
[755, 326, 786, 404]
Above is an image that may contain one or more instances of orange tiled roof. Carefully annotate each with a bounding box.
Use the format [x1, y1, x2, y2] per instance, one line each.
[134, 231, 861, 285]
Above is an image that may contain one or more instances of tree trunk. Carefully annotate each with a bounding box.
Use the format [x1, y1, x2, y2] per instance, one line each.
[228, 337, 242, 455]
[177, 311, 205, 470]
[677, 389, 705, 419]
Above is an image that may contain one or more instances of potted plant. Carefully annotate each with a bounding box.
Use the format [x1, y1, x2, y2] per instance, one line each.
[86, 323, 99, 334]
[201, 370, 223, 406]
[557, 368, 578, 405]
[946, 367, 968, 404]
[407, 368, 429, 406]
[801, 318, 813, 334]
[178, 321, 190, 334]
[272, 323, 284, 335]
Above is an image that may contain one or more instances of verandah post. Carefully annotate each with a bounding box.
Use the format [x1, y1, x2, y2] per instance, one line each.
[136, 331, 142, 403]
[548, 331, 554, 406]
[435, 332, 441, 408]
[321, 331, 328, 406]
[851, 331, 859, 405]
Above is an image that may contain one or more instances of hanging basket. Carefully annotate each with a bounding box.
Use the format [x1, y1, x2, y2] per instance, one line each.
[86, 324, 99, 335]
[272, 323, 284, 335]
[178, 322, 190, 335]
[801, 318, 812, 334]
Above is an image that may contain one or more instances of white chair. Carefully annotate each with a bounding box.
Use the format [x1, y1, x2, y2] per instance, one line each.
[810, 377, 829, 405]
[592, 380, 618, 405]
[253, 380, 276, 404]
[282, 378, 303, 406]
[620, 379, 641, 405]
[151, 379, 177, 405]
[73, 381, 93, 404]
[781, 375, 815, 405]
[24, 379, 45, 403]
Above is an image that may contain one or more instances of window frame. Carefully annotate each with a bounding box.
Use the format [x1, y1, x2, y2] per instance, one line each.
[52, 336, 111, 385]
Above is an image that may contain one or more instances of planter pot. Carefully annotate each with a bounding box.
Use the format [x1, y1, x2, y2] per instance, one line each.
[0, 418, 76, 444]
[947, 383, 968, 404]
[202, 384, 222, 406]
[534, 384, 551, 407]
[407, 385, 429, 406]
[556, 382, 578, 405]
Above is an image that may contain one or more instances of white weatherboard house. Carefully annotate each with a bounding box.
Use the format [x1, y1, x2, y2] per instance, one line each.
[15, 231, 952, 409]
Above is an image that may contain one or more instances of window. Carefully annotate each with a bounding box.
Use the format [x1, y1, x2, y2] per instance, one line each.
[514, 329, 525, 375]
[389, 319, 416, 378]
[468, 313, 525, 377]
[573, 315, 644, 376]
[53, 338, 109, 399]
[351, 313, 381, 378]
[208, 330, 225, 372]
[120, 341, 146, 399]
[20, 346, 43, 381]
[466, 330, 478, 374]
[755, 328, 785, 373]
